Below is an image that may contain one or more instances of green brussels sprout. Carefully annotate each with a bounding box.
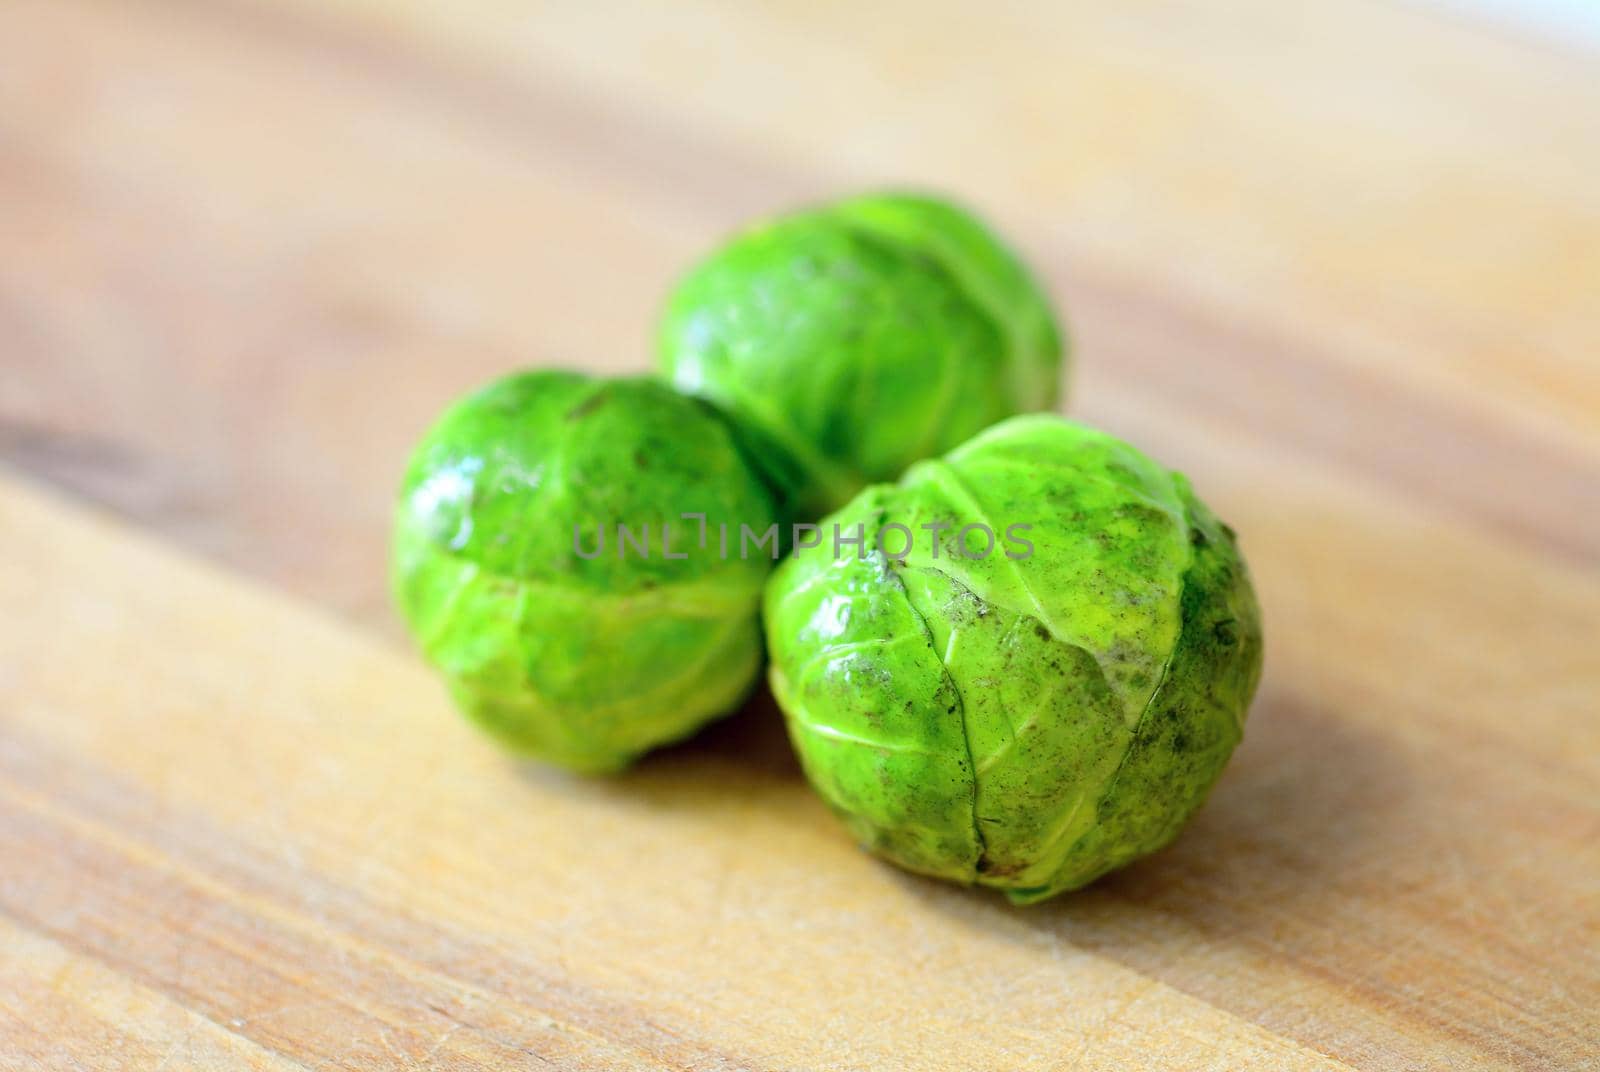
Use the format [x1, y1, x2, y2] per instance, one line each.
[660, 191, 1066, 521]
[393, 370, 778, 773]
[763, 415, 1262, 902]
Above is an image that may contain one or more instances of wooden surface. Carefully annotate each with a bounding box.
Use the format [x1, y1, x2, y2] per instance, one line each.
[2, 1, 1598, 1069]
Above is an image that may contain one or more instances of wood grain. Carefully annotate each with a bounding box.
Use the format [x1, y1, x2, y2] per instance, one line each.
[1, 476, 1364, 1072]
[1, 0, 1597, 1068]
[3, 0, 1597, 620]
[3, 423, 1597, 1069]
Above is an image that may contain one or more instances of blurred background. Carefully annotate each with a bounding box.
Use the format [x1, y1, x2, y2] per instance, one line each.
[2, 0, 1596, 632]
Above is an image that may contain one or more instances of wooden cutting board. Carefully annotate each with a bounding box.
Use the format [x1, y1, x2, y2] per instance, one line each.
[2, 0, 1597, 1069]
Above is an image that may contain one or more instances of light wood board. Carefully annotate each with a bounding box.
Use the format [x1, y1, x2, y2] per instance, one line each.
[1, 0, 1597, 1068]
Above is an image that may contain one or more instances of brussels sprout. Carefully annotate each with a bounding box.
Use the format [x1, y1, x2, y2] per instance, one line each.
[763, 415, 1262, 902]
[660, 192, 1066, 521]
[393, 370, 778, 773]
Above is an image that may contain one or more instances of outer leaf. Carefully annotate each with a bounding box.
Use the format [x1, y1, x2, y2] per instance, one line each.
[660, 192, 1066, 520]
[764, 416, 1262, 901]
[393, 371, 777, 772]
